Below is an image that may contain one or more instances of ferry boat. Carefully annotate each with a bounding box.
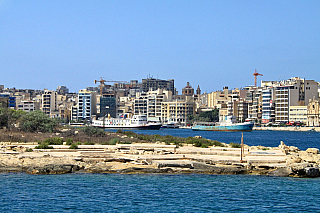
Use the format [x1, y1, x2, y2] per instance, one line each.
[91, 114, 162, 130]
[192, 116, 254, 132]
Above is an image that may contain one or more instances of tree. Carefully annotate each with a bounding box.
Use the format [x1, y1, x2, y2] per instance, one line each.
[19, 110, 58, 133]
[0, 108, 25, 129]
[188, 109, 219, 124]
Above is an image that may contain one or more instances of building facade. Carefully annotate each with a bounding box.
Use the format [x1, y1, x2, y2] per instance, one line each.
[41, 90, 57, 115]
[141, 78, 175, 95]
[77, 89, 97, 121]
[161, 99, 195, 125]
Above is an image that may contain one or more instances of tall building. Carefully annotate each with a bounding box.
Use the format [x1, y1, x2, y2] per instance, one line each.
[100, 94, 117, 118]
[274, 78, 318, 123]
[262, 88, 275, 124]
[141, 78, 175, 95]
[41, 90, 57, 115]
[161, 99, 195, 125]
[207, 87, 231, 109]
[77, 89, 97, 120]
[134, 89, 172, 122]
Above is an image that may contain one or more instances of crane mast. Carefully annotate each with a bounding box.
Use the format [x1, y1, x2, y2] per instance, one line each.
[253, 69, 263, 88]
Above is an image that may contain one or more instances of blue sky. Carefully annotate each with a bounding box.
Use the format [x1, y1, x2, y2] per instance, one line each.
[1, 1, 319, 93]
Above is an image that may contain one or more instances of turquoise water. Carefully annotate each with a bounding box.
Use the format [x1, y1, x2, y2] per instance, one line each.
[1, 173, 320, 212]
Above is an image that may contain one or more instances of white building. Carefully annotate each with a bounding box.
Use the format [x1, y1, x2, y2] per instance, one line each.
[77, 89, 97, 121]
[17, 100, 36, 112]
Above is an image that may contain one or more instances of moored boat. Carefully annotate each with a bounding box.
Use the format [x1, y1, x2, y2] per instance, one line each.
[192, 116, 254, 131]
[92, 114, 162, 130]
[161, 123, 180, 129]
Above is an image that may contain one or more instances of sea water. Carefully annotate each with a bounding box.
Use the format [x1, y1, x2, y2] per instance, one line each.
[130, 129, 320, 151]
[0, 173, 320, 212]
[1, 130, 320, 212]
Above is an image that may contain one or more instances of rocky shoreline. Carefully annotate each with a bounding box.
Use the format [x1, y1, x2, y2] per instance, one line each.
[1, 141, 320, 178]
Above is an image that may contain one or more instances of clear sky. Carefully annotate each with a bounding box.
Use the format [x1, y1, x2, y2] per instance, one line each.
[1, 1, 319, 93]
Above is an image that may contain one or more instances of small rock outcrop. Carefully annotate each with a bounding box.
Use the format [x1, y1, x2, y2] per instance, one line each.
[26, 164, 80, 175]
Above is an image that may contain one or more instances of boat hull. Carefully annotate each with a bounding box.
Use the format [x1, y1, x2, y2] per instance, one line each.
[192, 122, 254, 132]
[92, 124, 162, 130]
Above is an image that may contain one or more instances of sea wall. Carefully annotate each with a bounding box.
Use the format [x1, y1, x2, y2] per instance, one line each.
[253, 126, 320, 132]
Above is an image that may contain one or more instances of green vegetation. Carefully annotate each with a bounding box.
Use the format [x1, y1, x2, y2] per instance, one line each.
[20, 110, 58, 133]
[118, 141, 132, 144]
[25, 148, 33, 152]
[65, 138, 73, 145]
[188, 109, 219, 124]
[69, 143, 78, 149]
[0, 108, 26, 129]
[43, 137, 64, 145]
[108, 138, 120, 145]
[116, 130, 225, 148]
[34, 142, 53, 149]
[229, 142, 241, 148]
[82, 126, 105, 137]
[83, 141, 95, 145]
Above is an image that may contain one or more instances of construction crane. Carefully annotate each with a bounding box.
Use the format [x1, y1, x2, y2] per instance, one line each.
[94, 77, 127, 95]
[253, 69, 263, 88]
[94, 77, 107, 96]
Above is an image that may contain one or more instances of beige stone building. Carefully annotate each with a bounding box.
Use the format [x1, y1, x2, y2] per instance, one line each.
[161, 99, 195, 125]
[289, 106, 307, 124]
[207, 87, 231, 109]
[307, 99, 320, 126]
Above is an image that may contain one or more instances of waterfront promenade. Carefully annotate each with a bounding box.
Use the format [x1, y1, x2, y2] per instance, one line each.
[254, 126, 320, 131]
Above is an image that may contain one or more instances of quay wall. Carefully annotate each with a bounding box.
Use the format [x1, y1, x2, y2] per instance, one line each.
[253, 126, 320, 132]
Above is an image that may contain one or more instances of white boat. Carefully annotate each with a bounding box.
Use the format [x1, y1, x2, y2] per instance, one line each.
[161, 123, 180, 129]
[91, 114, 162, 130]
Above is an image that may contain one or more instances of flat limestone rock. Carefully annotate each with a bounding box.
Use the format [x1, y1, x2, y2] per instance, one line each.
[267, 167, 292, 177]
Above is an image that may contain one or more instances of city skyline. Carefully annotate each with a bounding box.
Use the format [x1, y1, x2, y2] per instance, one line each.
[1, 1, 319, 92]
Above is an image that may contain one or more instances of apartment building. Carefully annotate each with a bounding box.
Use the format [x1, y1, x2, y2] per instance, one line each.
[274, 79, 318, 123]
[17, 101, 37, 112]
[134, 89, 172, 122]
[245, 88, 263, 122]
[262, 88, 275, 124]
[161, 99, 195, 125]
[41, 90, 57, 115]
[207, 87, 231, 109]
[142, 77, 175, 95]
[100, 94, 117, 118]
[289, 106, 307, 124]
[227, 99, 249, 122]
[77, 89, 97, 121]
[0, 93, 16, 109]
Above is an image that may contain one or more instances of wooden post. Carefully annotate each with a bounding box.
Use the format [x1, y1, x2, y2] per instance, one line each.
[240, 132, 244, 163]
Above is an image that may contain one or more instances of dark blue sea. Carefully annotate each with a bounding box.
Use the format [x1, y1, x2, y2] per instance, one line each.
[2, 129, 320, 212]
[1, 173, 320, 212]
[131, 129, 320, 151]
